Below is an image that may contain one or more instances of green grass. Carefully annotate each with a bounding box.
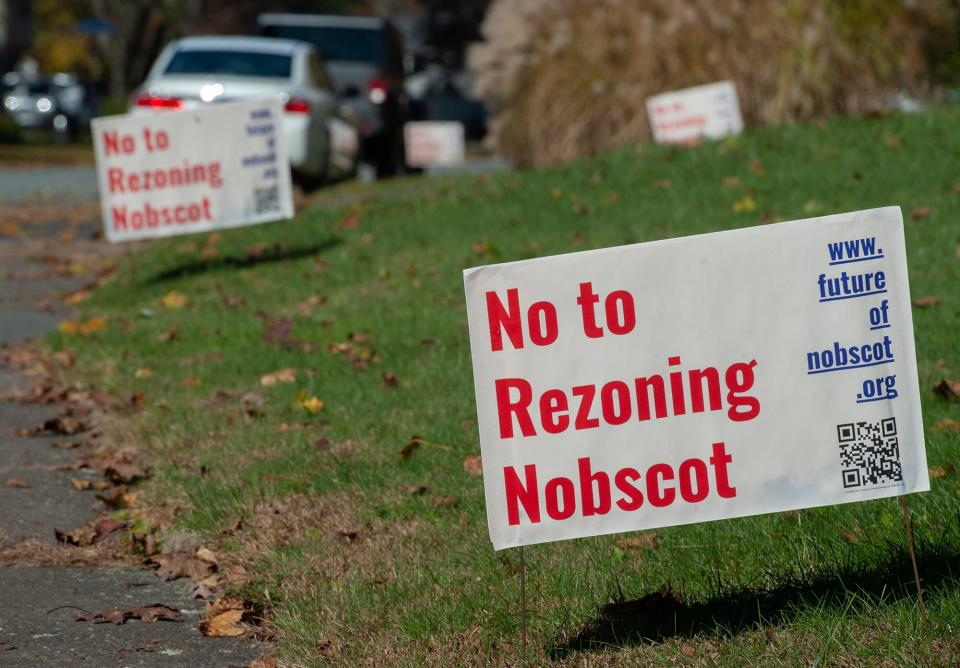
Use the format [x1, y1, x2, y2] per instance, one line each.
[55, 108, 960, 666]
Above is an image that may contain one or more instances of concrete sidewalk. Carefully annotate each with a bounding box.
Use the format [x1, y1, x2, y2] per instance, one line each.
[0, 211, 262, 666]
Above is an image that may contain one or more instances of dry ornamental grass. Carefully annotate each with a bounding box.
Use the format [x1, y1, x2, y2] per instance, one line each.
[469, 0, 959, 166]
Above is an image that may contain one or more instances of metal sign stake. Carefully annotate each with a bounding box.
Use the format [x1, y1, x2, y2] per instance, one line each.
[899, 494, 927, 627]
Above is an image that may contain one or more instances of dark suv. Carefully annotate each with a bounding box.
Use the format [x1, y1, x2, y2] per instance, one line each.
[257, 14, 407, 176]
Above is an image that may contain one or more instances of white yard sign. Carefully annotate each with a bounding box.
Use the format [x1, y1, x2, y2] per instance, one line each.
[464, 207, 927, 550]
[404, 121, 465, 168]
[92, 98, 294, 243]
[646, 81, 743, 145]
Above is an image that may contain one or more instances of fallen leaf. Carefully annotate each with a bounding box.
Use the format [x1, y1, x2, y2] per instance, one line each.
[733, 196, 756, 213]
[401, 435, 423, 460]
[146, 552, 217, 582]
[158, 324, 180, 342]
[934, 379, 960, 399]
[246, 658, 278, 668]
[75, 604, 181, 625]
[339, 216, 359, 229]
[260, 368, 297, 387]
[433, 495, 459, 509]
[72, 479, 92, 491]
[681, 644, 695, 657]
[5, 478, 30, 488]
[617, 534, 659, 550]
[382, 371, 398, 388]
[134, 367, 153, 379]
[463, 455, 483, 477]
[765, 626, 776, 644]
[929, 466, 947, 479]
[933, 418, 960, 432]
[241, 391, 266, 417]
[910, 206, 930, 219]
[840, 527, 864, 544]
[195, 547, 218, 565]
[912, 295, 941, 308]
[405, 484, 428, 495]
[652, 179, 671, 189]
[259, 314, 298, 349]
[105, 461, 148, 484]
[200, 597, 249, 637]
[297, 391, 324, 414]
[93, 517, 127, 542]
[159, 291, 189, 309]
[130, 392, 146, 408]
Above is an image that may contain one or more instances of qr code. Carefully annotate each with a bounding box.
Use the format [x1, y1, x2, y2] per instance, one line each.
[837, 418, 903, 489]
[254, 185, 279, 214]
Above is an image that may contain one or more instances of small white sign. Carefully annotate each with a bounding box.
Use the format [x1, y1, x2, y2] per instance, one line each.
[92, 98, 294, 243]
[404, 121, 465, 168]
[646, 81, 743, 145]
[464, 207, 927, 550]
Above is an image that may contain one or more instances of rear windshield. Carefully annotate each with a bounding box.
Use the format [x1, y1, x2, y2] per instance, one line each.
[260, 26, 384, 65]
[165, 50, 292, 78]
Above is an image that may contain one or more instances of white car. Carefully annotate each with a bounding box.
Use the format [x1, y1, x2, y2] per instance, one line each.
[129, 36, 359, 183]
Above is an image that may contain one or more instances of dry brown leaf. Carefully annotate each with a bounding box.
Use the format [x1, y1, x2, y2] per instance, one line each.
[934, 379, 960, 399]
[260, 368, 297, 387]
[5, 478, 30, 488]
[76, 604, 181, 625]
[910, 206, 930, 219]
[200, 597, 248, 637]
[929, 466, 947, 479]
[463, 455, 483, 477]
[401, 436, 423, 460]
[246, 658, 278, 668]
[933, 418, 960, 433]
[195, 547, 218, 565]
[146, 552, 217, 582]
[617, 534, 659, 550]
[912, 295, 941, 308]
[72, 479, 92, 491]
[382, 371, 398, 388]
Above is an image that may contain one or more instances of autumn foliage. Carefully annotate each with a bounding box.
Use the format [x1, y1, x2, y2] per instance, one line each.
[469, 0, 960, 166]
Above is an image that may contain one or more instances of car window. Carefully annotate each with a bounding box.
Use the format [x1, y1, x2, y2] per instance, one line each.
[164, 49, 292, 78]
[260, 25, 386, 66]
[307, 54, 333, 91]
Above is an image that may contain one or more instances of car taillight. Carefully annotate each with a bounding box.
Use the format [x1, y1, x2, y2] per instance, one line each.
[134, 93, 182, 110]
[368, 78, 387, 105]
[284, 97, 310, 113]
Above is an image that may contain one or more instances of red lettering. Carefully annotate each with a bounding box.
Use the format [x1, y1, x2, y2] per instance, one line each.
[108, 168, 124, 193]
[600, 381, 631, 425]
[545, 477, 575, 520]
[635, 376, 667, 420]
[111, 206, 128, 230]
[709, 442, 737, 498]
[615, 468, 643, 511]
[646, 463, 675, 507]
[539, 389, 569, 434]
[528, 301, 558, 346]
[604, 290, 635, 335]
[202, 196, 212, 220]
[678, 458, 709, 503]
[578, 457, 610, 516]
[504, 465, 539, 525]
[571, 385, 599, 429]
[495, 378, 536, 438]
[486, 288, 523, 352]
[577, 282, 604, 338]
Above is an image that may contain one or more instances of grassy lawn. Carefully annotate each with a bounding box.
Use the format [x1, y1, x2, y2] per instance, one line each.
[53, 108, 960, 666]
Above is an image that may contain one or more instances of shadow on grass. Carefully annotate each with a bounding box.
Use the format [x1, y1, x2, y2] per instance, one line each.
[146, 237, 342, 283]
[551, 536, 960, 658]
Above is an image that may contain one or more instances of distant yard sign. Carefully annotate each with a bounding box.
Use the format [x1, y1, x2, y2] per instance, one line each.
[92, 98, 294, 243]
[404, 121, 465, 168]
[646, 81, 743, 145]
[464, 207, 927, 550]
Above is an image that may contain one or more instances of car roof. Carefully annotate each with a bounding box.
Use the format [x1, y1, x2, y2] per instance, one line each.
[257, 13, 389, 30]
[170, 36, 308, 55]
